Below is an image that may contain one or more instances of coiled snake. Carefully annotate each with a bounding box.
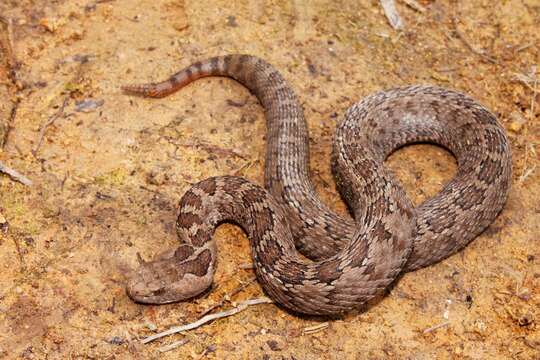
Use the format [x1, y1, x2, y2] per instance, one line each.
[123, 55, 511, 315]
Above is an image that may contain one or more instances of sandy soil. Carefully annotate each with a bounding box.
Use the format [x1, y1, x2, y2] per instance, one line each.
[0, 0, 538, 358]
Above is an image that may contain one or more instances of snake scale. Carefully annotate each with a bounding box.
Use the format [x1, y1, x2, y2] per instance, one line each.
[123, 55, 512, 315]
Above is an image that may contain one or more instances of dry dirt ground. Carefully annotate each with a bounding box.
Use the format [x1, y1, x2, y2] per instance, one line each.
[0, 0, 539, 359]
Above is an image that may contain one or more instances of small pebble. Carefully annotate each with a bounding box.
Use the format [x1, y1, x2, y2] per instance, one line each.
[266, 340, 282, 351]
[145, 321, 157, 331]
[508, 111, 527, 133]
[75, 99, 104, 113]
[107, 336, 125, 345]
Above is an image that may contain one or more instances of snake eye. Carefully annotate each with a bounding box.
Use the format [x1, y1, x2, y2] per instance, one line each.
[152, 288, 166, 296]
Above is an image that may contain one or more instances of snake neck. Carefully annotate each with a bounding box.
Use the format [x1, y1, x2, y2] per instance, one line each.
[175, 176, 299, 268]
[122, 55, 355, 260]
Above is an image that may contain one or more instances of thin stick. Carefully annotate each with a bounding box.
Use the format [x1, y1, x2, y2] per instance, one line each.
[303, 322, 329, 335]
[452, 19, 498, 64]
[2, 101, 18, 149]
[513, 67, 538, 183]
[10, 231, 25, 268]
[529, 66, 537, 123]
[158, 338, 189, 353]
[0, 16, 19, 83]
[513, 72, 537, 91]
[423, 321, 450, 334]
[519, 164, 536, 184]
[199, 276, 257, 316]
[239, 262, 255, 270]
[401, 0, 426, 13]
[233, 161, 255, 176]
[0, 16, 21, 149]
[178, 141, 247, 160]
[515, 43, 533, 53]
[141, 297, 273, 344]
[0, 160, 32, 186]
[380, 0, 404, 30]
[33, 97, 69, 156]
[0, 212, 7, 233]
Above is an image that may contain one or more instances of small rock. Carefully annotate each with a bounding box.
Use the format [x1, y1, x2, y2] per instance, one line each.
[75, 98, 104, 113]
[508, 111, 527, 133]
[518, 312, 534, 327]
[145, 321, 157, 331]
[0, 213, 8, 233]
[524, 334, 540, 349]
[266, 340, 282, 351]
[307, 63, 317, 76]
[517, 288, 531, 301]
[146, 169, 168, 185]
[107, 336, 125, 345]
[39, 17, 65, 33]
[227, 16, 238, 27]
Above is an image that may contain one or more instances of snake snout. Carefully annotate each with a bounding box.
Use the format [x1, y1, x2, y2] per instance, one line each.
[126, 255, 215, 304]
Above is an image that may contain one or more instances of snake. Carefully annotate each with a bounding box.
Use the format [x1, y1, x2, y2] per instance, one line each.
[123, 55, 512, 315]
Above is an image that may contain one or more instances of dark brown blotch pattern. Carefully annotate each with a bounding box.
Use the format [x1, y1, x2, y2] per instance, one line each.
[175, 244, 195, 260]
[182, 249, 212, 277]
[126, 56, 511, 315]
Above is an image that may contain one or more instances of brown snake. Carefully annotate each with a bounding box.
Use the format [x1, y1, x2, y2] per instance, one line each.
[123, 55, 512, 315]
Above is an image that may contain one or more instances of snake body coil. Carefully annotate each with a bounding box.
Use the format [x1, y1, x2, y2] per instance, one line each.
[124, 55, 511, 315]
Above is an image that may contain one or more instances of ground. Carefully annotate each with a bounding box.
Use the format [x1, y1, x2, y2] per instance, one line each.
[0, 0, 539, 359]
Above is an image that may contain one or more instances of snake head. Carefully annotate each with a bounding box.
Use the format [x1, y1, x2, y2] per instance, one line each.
[126, 246, 215, 304]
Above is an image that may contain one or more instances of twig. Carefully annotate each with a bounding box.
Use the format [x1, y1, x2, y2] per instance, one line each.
[2, 101, 19, 149]
[0, 212, 8, 233]
[199, 276, 257, 316]
[513, 67, 538, 183]
[233, 160, 255, 176]
[303, 322, 329, 335]
[158, 338, 189, 353]
[519, 164, 536, 184]
[179, 141, 247, 160]
[32, 97, 69, 156]
[515, 43, 533, 53]
[452, 19, 498, 64]
[528, 66, 537, 123]
[401, 0, 426, 13]
[423, 321, 450, 334]
[0, 160, 32, 186]
[521, 335, 540, 350]
[141, 297, 273, 344]
[0, 16, 21, 149]
[32, 44, 87, 155]
[10, 231, 25, 268]
[512, 70, 538, 91]
[195, 345, 217, 360]
[239, 262, 255, 270]
[0, 16, 20, 84]
[380, 0, 404, 30]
